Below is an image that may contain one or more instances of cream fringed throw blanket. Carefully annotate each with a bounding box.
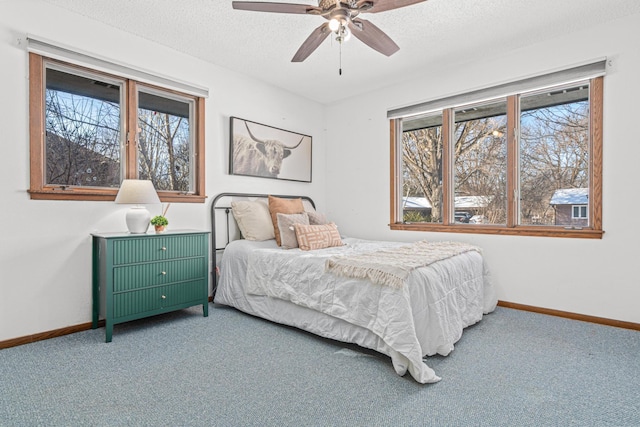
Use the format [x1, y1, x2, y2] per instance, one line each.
[325, 240, 480, 289]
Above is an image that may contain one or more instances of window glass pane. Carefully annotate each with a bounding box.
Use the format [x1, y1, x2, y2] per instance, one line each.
[453, 100, 507, 225]
[520, 83, 590, 226]
[401, 113, 444, 223]
[45, 66, 122, 188]
[137, 88, 193, 192]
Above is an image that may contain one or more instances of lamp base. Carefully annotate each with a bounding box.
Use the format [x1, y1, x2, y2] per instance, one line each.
[125, 206, 151, 234]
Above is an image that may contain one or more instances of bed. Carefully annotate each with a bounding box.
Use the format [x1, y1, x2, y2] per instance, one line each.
[211, 193, 497, 384]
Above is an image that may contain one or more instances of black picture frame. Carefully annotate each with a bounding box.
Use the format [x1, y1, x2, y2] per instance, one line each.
[229, 117, 312, 183]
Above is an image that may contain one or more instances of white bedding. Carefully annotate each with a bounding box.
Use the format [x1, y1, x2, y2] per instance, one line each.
[214, 237, 497, 383]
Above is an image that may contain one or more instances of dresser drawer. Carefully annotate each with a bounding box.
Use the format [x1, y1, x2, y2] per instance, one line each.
[112, 280, 206, 319]
[112, 234, 206, 265]
[113, 257, 205, 292]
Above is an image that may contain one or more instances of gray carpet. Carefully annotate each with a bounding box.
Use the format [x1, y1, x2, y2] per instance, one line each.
[1, 305, 638, 426]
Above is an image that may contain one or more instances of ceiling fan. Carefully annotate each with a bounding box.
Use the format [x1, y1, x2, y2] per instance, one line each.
[232, 0, 427, 62]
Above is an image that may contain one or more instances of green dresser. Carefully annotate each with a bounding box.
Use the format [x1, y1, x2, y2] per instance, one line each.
[91, 230, 209, 342]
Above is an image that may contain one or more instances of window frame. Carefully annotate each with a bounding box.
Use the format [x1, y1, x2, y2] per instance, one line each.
[389, 76, 603, 239]
[28, 53, 206, 203]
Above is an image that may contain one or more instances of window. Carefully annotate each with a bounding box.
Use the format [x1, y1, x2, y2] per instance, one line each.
[400, 113, 443, 223]
[519, 84, 590, 227]
[454, 99, 507, 225]
[573, 205, 588, 219]
[137, 87, 196, 193]
[390, 74, 603, 238]
[43, 64, 124, 190]
[29, 54, 205, 202]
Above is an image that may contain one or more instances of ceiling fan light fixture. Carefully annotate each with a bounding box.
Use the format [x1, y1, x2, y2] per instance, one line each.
[329, 18, 340, 32]
[342, 26, 352, 42]
[335, 24, 351, 43]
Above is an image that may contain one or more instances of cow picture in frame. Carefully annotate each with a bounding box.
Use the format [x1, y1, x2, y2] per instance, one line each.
[230, 117, 312, 182]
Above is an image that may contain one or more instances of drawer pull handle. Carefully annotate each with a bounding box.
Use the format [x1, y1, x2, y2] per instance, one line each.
[161, 246, 167, 251]
[161, 271, 167, 275]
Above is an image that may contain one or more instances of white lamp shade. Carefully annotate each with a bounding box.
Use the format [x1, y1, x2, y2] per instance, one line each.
[115, 180, 160, 234]
[115, 179, 161, 205]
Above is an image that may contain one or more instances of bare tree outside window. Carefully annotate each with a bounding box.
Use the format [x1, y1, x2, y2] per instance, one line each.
[454, 101, 507, 225]
[519, 86, 590, 226]
[398, 82, 593, 231]
[392, 76, 601, 238]
[137, 90, 192, 193]
[45, 69, 122, 188]
[402, 114, 443, 223]
[30, 54, 205, 202]
[401, 103, 508, 225]
[43, 71, 195, 194]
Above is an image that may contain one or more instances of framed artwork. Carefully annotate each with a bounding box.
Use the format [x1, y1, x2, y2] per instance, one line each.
[229, 116, 312, 182]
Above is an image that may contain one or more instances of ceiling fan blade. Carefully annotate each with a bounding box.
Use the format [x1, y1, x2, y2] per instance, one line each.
[291, 22, 331, 62]
[232, 1, 320, 14]
[360, 0, 427, 13]
[349, 18, 400, 56]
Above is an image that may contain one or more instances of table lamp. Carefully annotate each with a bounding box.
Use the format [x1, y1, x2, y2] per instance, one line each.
[114, 179, 161, 234]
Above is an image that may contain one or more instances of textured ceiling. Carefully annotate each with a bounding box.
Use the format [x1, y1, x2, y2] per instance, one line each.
[42, 0, 640, 104]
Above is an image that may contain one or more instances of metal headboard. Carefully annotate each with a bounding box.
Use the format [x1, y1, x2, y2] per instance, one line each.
[210, 192, 316, 297]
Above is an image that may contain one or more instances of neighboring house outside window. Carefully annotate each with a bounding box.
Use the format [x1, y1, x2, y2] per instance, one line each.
[389, 64, 604, 239]
[402, 196, 488, 224]
[28, 53, 206, 202]
[550, 188, 589, 228]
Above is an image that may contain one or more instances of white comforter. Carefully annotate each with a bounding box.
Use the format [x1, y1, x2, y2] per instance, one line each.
[215, 237, 497, 384]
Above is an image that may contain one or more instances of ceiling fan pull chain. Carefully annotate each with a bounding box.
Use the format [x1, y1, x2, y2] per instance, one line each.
[339, 40, 343, 76]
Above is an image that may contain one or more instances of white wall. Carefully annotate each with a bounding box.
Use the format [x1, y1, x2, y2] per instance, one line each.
[325, 13, 640, 324]
[0, 1, 326, 341]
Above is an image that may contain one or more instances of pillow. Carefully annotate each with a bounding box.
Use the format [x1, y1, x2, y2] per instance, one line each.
[276, 212, 309, 249]
[231, 200, 275, 241]
[302, 199, 316, 212]
[268, 195, 305, 246]
[306, 211, 328, 225]
[294, 223, 344, 251]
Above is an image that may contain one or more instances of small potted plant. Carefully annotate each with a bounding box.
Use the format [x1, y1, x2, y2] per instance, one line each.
[150, 203, 170, 233]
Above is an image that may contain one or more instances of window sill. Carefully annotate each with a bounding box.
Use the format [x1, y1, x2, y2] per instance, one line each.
[157, 192, 206, 204]
[29, 188, 118, 201]
[389, 223, 604, 239]
[28, 189, 206, 203]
